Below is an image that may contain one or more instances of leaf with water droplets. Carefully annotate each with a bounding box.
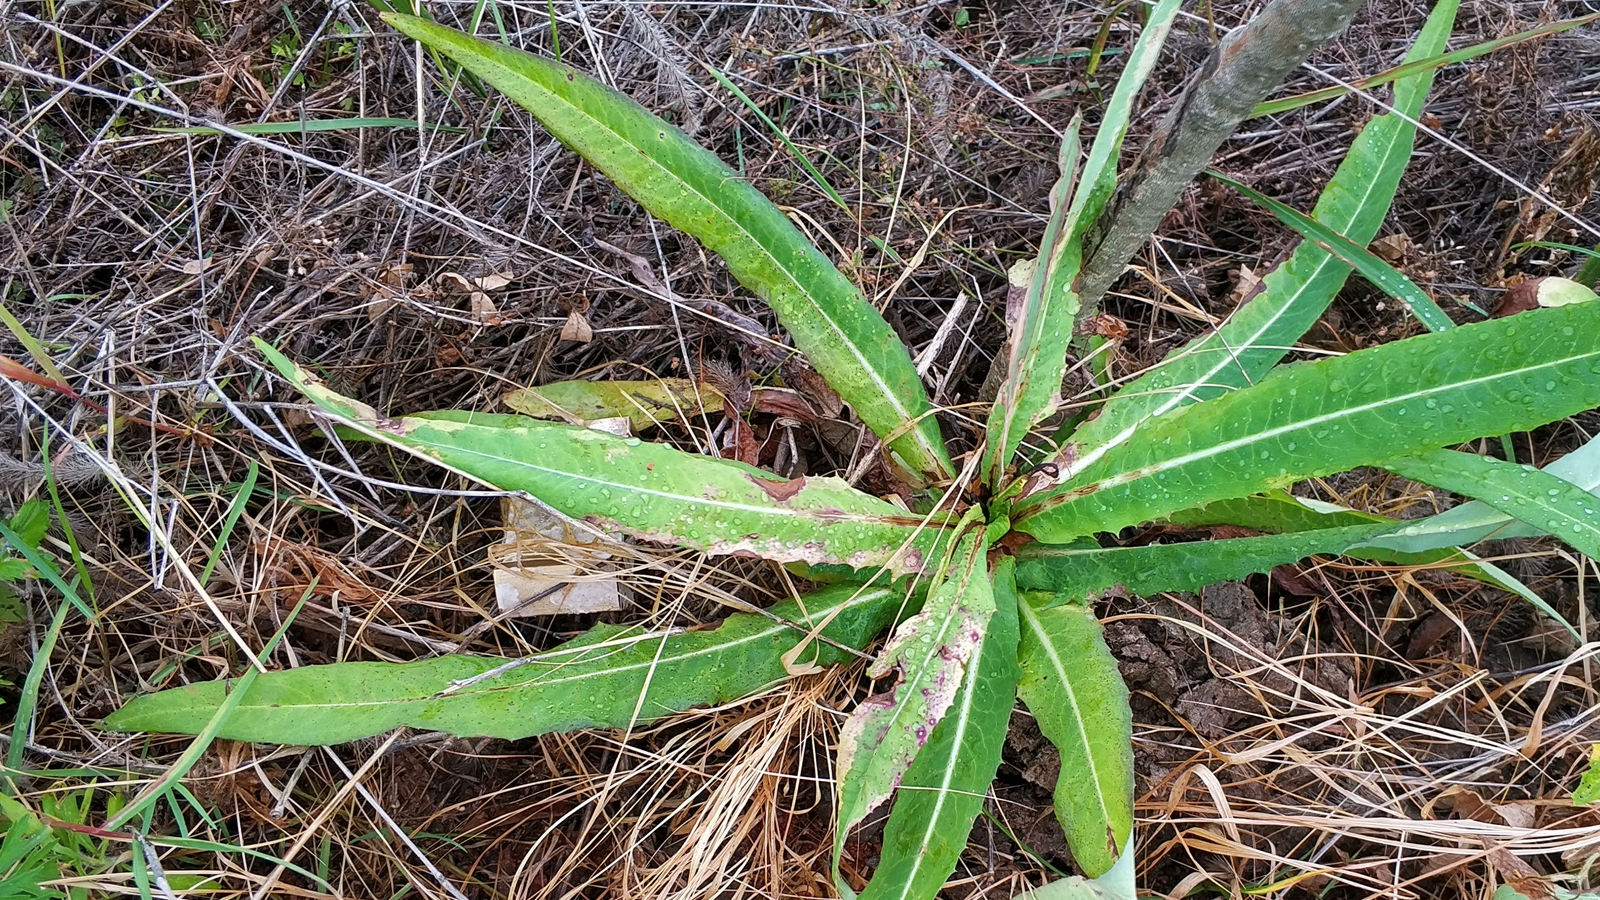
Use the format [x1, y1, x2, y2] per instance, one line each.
[256, 340, 954, 574]
[833, 527, 994, 894]
[382, 13, 953, 484]
[1013, 302, 1600, 543]
[1050, 0, 1457, 485]
[1381, 448, 1600, 560]
[106, 582, 907, 744]
[1016, 592, 1133, 877]
[1359, 430, 1600, 552]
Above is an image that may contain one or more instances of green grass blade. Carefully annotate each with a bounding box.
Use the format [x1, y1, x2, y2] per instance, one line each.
[382, 13, 953, 483]
[198, 461, 257, 588]
[857, 558, 1021, 900]
[833, 526, 993, 893]
[1381, 448, 1600, 558]
[703, 64, 850, 214]
[258, 341, 952, 575]
[1014, 522, 1393, 598]
[103, 583, 904, 744]
[1211, 172, 1456, 332]
[1016, 592, 1132, 877]
[983, 0, 1181, 489]
[1057, 0, 1457, 484]
[501, 378, 724, 430]
[1362, 431, 1600, 552]
[1013, 301, 1600, 543]
[1249, 13, 1597, 118]
[6, 600, 70, 781]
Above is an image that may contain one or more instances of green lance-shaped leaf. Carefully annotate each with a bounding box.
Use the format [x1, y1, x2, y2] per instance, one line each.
[1016, 592, 1133, 877]
[833, 525, 994, 891]
[1054, 0, 1457, 485]
[104, 583, 907, 744]
[382, 14, 953, 485]
[1212, 172, 1455, 333]
[502, 378, 724, 430]
[1013, 301, 1600, 544]
[982, 0, 1181, 490]
[1363, 431, 1600, 553]
[257, 341, 953, 574]
[857, 558, 1021, 900]
[1013, 522, 1394, 599]
[1381, 448, 1600, 559]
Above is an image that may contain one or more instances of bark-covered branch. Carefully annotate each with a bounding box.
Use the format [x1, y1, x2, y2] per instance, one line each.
[1074, 0, 1366, 315]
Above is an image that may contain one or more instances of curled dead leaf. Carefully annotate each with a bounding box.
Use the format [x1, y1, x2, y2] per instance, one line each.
[560, 310, 593, 343]
[1496, 276, 1600, 317]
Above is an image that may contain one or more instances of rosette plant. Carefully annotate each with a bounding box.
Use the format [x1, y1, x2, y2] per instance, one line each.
[108, 1, 1600, 896]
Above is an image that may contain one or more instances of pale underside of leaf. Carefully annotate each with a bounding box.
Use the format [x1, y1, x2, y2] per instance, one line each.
[1362, 430, 1600, 552]
[832, 529, 994, 882]
[1016, 593, 1133, 878]
[257, 341, 953, 574]
[1051, 0, 1458, 486]
[1381, 448, 1600, 559]
[382, 14, 953, 483]
[1158, 493, 1579, 637]
[104, 583, 905, 744]
[1013, 302, 1600, 543]
[855, 558, 1021, 900]
[1015, 850, 1137, 900]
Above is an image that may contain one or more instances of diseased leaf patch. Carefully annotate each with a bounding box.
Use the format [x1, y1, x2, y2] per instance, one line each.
[832, 528, 995, 880]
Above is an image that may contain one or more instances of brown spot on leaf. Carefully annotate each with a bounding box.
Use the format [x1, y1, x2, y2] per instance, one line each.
[375, 415, 409, 435]
[748, 474, 806, 502]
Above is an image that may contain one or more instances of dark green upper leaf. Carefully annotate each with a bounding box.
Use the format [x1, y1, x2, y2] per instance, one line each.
[1013, 522, 1393, 599]
[382, 14, 953, 484]
[1014, 302, 1600, 543]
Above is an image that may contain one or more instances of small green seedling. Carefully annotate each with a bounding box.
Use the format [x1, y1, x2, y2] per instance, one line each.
[106, 1, 1600, 897]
